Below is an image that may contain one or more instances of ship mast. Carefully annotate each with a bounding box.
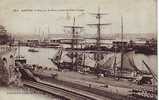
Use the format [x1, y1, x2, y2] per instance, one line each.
[88, 8, 110, 50]
[120, 16, 124, 79]
[18, 40, 21, 60]
[88, 8, 111, 72]
[64, 17, 83, 70]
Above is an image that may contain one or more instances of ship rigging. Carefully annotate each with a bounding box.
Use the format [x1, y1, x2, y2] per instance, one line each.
[50, 10, 157, 85]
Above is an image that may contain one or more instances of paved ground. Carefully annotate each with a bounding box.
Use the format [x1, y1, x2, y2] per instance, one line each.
[36, 69, 156, 97]
[39, 80, 109, 100]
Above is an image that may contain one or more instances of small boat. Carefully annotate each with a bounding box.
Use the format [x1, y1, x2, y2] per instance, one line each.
[28, 48, 39, 52]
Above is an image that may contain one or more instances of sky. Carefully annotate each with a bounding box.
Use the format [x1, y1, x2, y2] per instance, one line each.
[0, 0, 157, 35]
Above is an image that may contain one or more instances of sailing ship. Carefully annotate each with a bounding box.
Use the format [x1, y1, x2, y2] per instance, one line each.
[49, 14, 157, 99]
[50, 9, 156, 83]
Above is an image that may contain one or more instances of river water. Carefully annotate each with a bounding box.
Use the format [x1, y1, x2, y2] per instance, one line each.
[16, 46, 157, 74]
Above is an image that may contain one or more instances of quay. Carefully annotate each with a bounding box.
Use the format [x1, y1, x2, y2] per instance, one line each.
[0, 4, 157, 100]
[0, 36, 157, 99]
[23, 80, 107, 100]
[19, 65, 157, 100]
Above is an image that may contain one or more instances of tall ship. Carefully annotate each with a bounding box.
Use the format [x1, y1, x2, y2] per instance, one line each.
[50, 9, 157, 99]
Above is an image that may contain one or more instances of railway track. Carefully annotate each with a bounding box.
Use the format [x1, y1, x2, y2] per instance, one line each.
[23, 81, 107, 100]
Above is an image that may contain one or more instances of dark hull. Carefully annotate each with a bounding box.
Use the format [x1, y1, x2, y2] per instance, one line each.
[28, 49, 39, 52]
[135, 47, 157, 55]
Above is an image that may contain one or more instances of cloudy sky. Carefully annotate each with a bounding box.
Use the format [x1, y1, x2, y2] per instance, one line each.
[0, 0, 157, 35]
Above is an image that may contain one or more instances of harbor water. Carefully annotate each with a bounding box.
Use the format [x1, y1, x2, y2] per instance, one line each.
[16, 46, 157, 74]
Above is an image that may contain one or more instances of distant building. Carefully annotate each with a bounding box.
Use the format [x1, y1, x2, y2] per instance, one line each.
[27, 39, 39, 47]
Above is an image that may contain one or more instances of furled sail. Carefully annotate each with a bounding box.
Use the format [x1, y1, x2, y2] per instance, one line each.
[60, 51, 72, 63]
[98, 55, 115, 69]
[53, 48, 63, 62]
[84, 54, 96, 68]
[122, 51, 139, 72]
